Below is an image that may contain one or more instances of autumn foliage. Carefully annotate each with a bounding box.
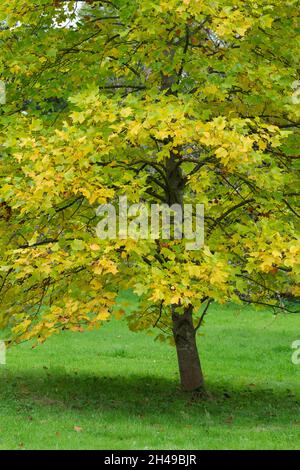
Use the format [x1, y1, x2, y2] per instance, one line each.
[0, 1, 299, 390]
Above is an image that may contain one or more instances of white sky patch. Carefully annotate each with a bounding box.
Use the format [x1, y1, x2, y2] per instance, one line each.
[53, 1, 85, 29]
[8, 1, 85, 31]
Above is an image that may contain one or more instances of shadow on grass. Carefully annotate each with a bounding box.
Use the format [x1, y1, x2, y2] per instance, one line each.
[1, 369, 299, 426]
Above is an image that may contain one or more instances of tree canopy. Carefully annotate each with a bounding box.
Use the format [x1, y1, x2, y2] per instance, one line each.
[0, 0, 299, 389]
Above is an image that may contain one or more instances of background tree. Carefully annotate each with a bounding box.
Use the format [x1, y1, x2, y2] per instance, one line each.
[0, 0, 299, 391]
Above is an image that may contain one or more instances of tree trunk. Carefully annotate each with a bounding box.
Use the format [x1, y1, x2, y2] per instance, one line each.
[165, 156, 204, 391]
[172, 306, 204, 391]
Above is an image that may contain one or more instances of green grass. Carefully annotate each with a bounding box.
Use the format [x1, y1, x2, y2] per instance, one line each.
[0, 302, 300, 450]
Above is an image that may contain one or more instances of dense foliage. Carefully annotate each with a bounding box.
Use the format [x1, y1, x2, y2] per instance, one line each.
[0, 0, 299, 388]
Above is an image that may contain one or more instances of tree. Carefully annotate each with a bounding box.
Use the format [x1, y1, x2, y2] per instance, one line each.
[0, 0, 299, 391]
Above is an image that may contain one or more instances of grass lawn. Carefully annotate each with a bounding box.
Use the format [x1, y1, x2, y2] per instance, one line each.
[0, 302, 299, 450]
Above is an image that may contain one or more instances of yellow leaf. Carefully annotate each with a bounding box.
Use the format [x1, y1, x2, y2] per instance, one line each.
[215, 147, 228, 160]
[90, 243, 100, 251]
[95, 308, 110, 321]
[120, 107, 132, 118]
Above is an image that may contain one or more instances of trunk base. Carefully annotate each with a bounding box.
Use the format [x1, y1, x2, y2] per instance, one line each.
[172, 306, 204, 392]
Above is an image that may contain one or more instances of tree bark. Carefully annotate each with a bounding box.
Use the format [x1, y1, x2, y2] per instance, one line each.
[172, 305, 204, 391]
[165, 156, 204, 391]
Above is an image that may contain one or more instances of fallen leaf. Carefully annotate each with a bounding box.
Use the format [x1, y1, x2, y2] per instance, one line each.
[224, 416, 234, 425]
[74, 426, 83, 432]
